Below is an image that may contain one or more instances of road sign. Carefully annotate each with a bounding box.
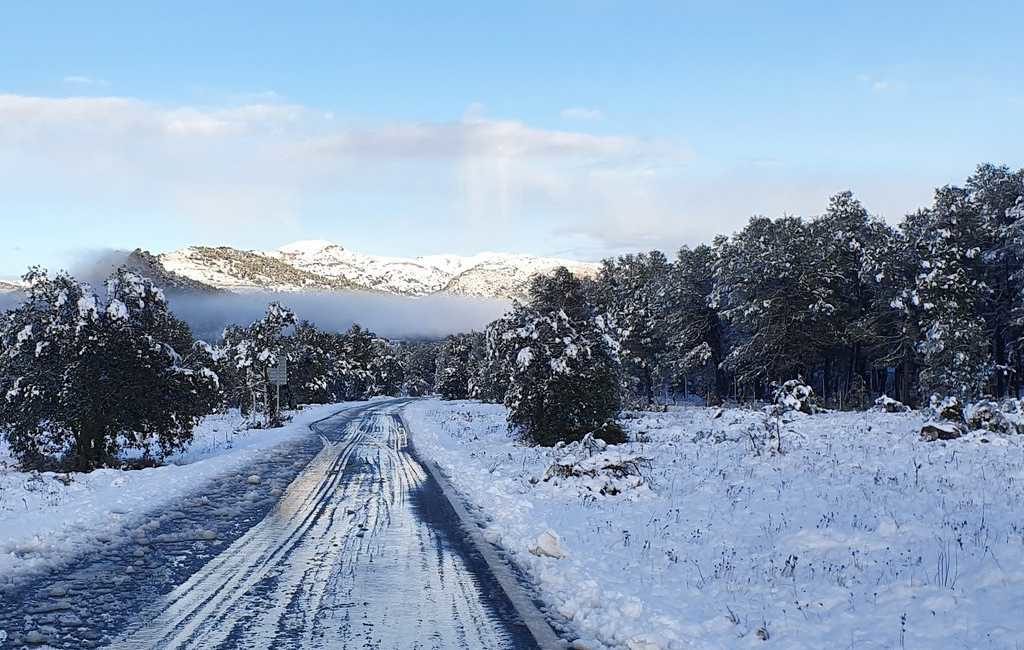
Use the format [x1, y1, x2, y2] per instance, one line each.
[267, 358, 288, 386]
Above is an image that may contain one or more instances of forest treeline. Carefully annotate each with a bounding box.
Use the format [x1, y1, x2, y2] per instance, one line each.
[432, 164, 1024, 414]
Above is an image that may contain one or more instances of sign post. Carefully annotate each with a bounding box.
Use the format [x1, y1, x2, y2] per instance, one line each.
[267, 358, 288, 424]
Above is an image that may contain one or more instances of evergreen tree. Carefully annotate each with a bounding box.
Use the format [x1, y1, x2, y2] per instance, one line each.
[504, 268, 622, 445]
[319, 324, 400, 400]
[366, 337, 404, 397]
[901, 187, 992, 399]
[714, 216, 832, 395]
[400, 341, 439, 396]
[807, 192, 896, 405]
[663, 244, 728, 401]
[0, 268, 219, 470]
[220, 303, 296, 423]
[966, 164, 1024, 396]
[434, 332, 478, 400]
[288, 320, 339, 404]
[594, 252, 672, 405]
[471, 317, 515, 403]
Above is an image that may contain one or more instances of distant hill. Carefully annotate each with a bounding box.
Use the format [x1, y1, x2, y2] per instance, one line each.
[156, 240, 599, 300]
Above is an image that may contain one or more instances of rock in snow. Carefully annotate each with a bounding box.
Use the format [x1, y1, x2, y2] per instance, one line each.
[920, 420, 963, 441]
[529, 530, 568, 559]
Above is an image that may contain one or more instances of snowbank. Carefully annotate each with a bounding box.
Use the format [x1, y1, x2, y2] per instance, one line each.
[405, 399, 1024, 649]
[0, 403, 350, 579]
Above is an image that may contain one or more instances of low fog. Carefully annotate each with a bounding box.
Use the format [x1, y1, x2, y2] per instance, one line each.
[0, 250, 510, 341]
[1, 287, 509, 341]
[170, 291, 511, 342]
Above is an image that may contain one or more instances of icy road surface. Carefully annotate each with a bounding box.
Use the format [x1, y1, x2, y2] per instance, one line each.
[0, 400, 539, 649]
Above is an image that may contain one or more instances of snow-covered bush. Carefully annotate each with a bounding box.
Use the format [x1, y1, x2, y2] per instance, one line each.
[920, 395, 967, 441]
[874, 394, 911, 413]
[929, 394, 965, 422]
[0, 268, 219, 470]
[964, 399, 1022, 434]
[542, 433, 651, 496]
[772, 378, 818, 415]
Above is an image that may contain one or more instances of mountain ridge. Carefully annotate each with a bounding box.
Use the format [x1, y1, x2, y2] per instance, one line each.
[156, 240, 600, 300]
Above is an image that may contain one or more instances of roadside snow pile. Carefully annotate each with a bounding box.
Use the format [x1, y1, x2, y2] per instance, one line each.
[406, 399, 1024, 650]
[0, 403, 349, 578]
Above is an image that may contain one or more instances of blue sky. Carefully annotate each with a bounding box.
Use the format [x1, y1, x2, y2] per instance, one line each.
[1, 1, 1022, 278]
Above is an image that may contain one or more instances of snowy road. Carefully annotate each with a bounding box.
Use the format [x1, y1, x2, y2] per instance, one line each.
[0, 400, 541, 649]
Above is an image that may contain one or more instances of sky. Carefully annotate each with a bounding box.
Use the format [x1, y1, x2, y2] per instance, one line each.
[1, 1, 1022, 279]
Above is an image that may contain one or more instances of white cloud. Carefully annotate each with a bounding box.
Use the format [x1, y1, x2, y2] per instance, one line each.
[0, 92, 939, 258]
[856, 73, 902, 93]
[0, 94, 688, 245]
[560, 107, 604, 121]
[63, 75, 109, 87]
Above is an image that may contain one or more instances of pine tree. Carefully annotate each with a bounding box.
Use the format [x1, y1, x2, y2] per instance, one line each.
[504, 268, 623, 445]
[663, 244, 728, 401]
[313, 324, 394, 400]
[714, 216, 832, 396]
[400, 340, 439, 396]
[366, 337, 404, 397]
[807, 192, 896, 406]
[471, 317, 515, 403]
[288, 320, 339, 404]
[434, 332, 478, 400]
[902, 187, 992, 399]
[966, 164, 1024, 396]
[594, 252, 672, 406]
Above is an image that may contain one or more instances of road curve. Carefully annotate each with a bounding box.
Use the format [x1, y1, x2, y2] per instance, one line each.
[105, 398, 540, 649]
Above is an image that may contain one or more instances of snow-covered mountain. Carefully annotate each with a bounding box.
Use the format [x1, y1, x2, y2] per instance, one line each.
[158, 240, 599, 300]
[0, 280, 23, 294]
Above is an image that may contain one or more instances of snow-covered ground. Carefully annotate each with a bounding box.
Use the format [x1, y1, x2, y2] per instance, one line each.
[405, 400, 1024, 649]
[0, 403, 349, 579]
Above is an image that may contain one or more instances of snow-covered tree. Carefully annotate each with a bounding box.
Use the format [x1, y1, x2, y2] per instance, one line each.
[220, 302, 296, 423]
[0, 268, 219, 470]
[594, 252, 672, 406]
[287, 320, 339, 404]
[714, 216, 834, 396]
[331, 324, 403, 400]
[434, 332, 480, 400]
[663, 244, 728, 401]
[399, 340, 439, 396]
[901, 187, 992, 399]
[471, 317, 516, 403]
[807, 191, 896, 406]
[966, 164, 1024, 396]
[504, 268, 623, 445]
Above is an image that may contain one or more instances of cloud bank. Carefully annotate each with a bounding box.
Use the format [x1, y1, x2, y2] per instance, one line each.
[0, 92, 942, 263]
